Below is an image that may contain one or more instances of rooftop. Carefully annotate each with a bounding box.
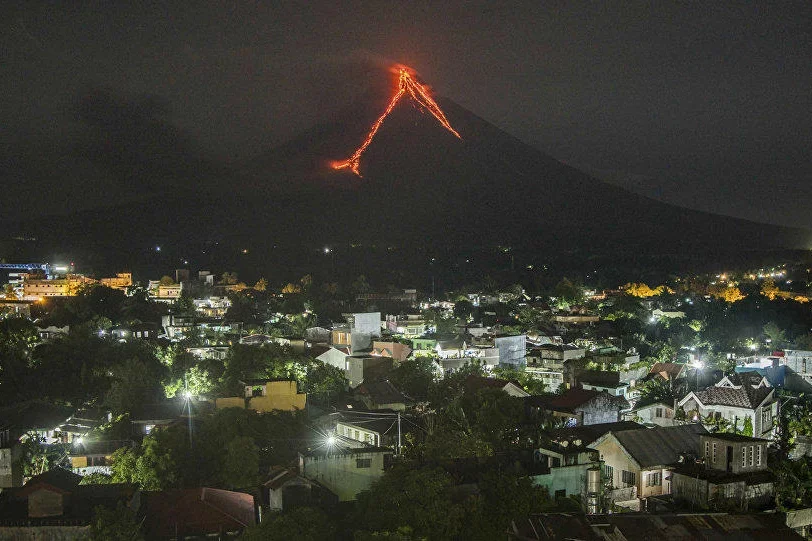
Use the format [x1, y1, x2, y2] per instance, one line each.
[509, 512, 801, 540]
[610, 423, 708, 468]
[691, 385, 772, 409]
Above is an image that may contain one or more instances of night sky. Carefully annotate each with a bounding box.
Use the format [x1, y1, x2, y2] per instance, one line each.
[2, 2, 810, 229]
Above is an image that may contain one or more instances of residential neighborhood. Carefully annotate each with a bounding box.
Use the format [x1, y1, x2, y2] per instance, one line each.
[1, 262, 812, 539]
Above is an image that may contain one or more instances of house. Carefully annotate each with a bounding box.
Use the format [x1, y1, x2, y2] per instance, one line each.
[264, 466, 337, 511]
[345, 355, 393, 389]
[371, 340, 412, 363]
[647, 362, 687, 382]
[354, 380, 413, 411]
[494, 334, 527, 366]
[626, 399, 676, 427]
[590, 423, 707, 509]
[0, 401, 75, 447]
[68, 440, 133, 476]
[525, 350, 566, 392]
[215, 379, 306, 412]
[577, 370, 629, 398]
[386, 314, 427, 337]
[141, 487, 256, 539]
[536, 343, 586, 362]
[110, 323, 159, 341]
[464, 375, 530, 398]
[538, 388, 630, 426]
[508, 512, 803, 540]
[316, 345, 351, 371]
[334, 413, 403, 448]
[671, 433, 774, 511]
[130, 400, 212, 436]
[332, 312, 382, 353]
[410, 337, 437, 355]
[530, 439, 602, 507]
[0, 468, 137, 538]
[299, 447, 393, 501]
[677, 381, 777, 438]
[716, 371, 771, 389]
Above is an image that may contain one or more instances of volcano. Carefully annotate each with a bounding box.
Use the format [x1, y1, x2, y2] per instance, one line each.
[4, 65, 808, 281]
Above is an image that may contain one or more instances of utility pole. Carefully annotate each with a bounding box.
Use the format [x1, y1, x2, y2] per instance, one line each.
[397, 412, 402, 455]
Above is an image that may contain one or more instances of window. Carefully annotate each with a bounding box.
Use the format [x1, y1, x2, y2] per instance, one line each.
[354, 430, 359, 440]
[749, 445, 754, 467]
[621, 470, 636, 487]
[555, 489, 566, 499]
[655, 407, 663, 418]
[757, 445, 762, 466]
[603, 465, 614, 483]
[761, 408, 772, 431]
[646, 472, 661, 486]
[742, 446, 747, 468]
[712, 443, 717, 464]
[356, 458, 371, 468]
[705, 441, 709, 460]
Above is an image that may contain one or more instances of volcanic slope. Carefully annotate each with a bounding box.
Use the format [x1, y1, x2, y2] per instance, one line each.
[8, 70, 806, 264]
[237, 83, 806, 253]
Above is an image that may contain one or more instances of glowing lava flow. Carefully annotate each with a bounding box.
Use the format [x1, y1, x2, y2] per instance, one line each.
[331, 66, 461, 176]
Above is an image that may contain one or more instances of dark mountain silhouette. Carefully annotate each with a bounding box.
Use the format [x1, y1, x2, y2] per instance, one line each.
[2, 68, 808, 282]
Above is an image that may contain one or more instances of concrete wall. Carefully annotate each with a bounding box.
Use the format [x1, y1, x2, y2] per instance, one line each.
[495, 335, 526, 366]
[215, 397, 246, 409]
[577, 394, 622, 425]
[531, 463, 593, 498]
[28, 489, 64, 518]
[0, 446, 22, 488]
[351, 313, 381, 337]
[0, 526, 89, 540]
[300, 450, 389, 501]
[634, 404, 676, 427]
[593, 437, 638, 491]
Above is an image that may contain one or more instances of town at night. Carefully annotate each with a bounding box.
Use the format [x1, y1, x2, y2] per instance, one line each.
[1, 3, 811, 540]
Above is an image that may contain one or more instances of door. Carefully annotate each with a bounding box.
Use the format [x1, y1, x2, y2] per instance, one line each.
[726, 446, 733, 473]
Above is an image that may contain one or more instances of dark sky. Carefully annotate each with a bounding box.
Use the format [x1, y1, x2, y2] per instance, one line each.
[2, 2, 810, 228]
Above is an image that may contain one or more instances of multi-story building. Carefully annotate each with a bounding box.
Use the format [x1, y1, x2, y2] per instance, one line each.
[671, 433, 774, 510]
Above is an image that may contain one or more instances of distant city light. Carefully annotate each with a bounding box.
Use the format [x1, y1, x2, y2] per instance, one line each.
[155, 246, 161, 252]
[324, 247, 331, 254]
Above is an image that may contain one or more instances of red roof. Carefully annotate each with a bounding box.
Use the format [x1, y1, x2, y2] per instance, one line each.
[143, 488, 255, 538]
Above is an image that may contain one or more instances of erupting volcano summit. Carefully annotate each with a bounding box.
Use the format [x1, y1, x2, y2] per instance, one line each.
[331, 65, 461, 176]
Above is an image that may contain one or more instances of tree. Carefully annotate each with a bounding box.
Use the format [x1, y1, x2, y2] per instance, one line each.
[243, 507, 335, 541]
[221, 436, 259, 490]
[85, 503, 145, 541]
[553, 278, 584, 306]
[763, 322, 788, 349]
[159, 275, 176, 286]
[775, 456, 812, 511]
[354, 465, 465, 539]
[111, 433, 179, 490]
[387, 358, 436, 400]
[254, 277, 268, 292]
[220, 272, 238, 285]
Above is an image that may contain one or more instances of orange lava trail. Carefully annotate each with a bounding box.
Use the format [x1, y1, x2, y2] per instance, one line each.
[332, 67, 460, 176]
